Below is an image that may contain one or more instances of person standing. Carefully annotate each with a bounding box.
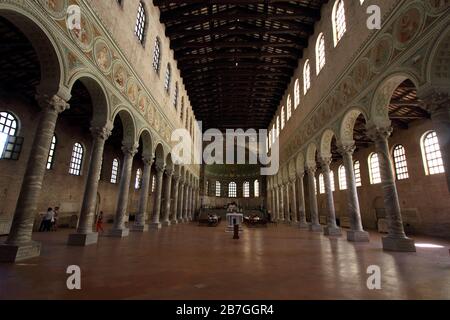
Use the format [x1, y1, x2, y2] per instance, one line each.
[52, 206, 60, 231]
[96, 211, 104, 233]
[41, 207, 54, 232]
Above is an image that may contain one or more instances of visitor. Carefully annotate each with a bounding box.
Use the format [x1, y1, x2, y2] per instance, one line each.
[52, 206, 59, 231]
[96, 211, 104, 233]
[40, 207, 54, 232]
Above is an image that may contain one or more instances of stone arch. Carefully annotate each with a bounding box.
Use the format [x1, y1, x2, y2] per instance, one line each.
[154, 143, 165, 166]
[319, 129, 337, 159]
[288, 158, 296, 180]
[0, 5, 67, 98]
[165, 152, 174, 172]
[370, 71, 421, 127]
[305, 143, 318, 168]
[112, 108, 137, 147]
[426, 25, 450, 93]
[68, 72, 110, 126]
[138, 128, 153, 159]
[295, 152, 305, 176]
[339, 107, 369, 144]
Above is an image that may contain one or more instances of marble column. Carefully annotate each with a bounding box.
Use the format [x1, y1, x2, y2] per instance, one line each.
[161, 168, 174, 226]
[178, 182, 185, 222]
[187, 185, 193, 221]
[183, 184, 190, 222]
[131, 157, 153, 232]
[319, 157, 342, 236]
[68, 124, 112, 246]
[271, 187, 277, 222]
[108, 144, 138, 237]
[421, 91, 450, 192]
[367, 125, 415, 252]
[278, 184, 285, 222]
[290, 178, 298, 223]
[0, 95, 69, 262]
[297, 172, 309, 229]
[307, 166, 322, 232]
[191, 186, 197, 220]
[170, 175, 180, 224]
[150, 162, 165, 229]
[338, 143, 369, 242]
[285, 182, 291, 223]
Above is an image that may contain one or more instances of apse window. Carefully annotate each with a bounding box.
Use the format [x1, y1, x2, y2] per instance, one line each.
[287, 95, 292, 121]
[369, 153, 381, 184]
[151, 175, 156, 192]
[421, 131, 445, 175]
[135, 169, 142, 189]
[338, 165, 347, 190]
[215, 181, 221, 197]
[134, 1, 146, 45]
[319, 174, 325, 194]
[69, 143, 84, 176]
[393, 144, 409, 180]
[294, 79, 300, 109]
[333, 0, 347, 46]
[316, 33, 326, 74]
[254, 179, 260, 197]
[0, 111, 20, 160]
[152, 38, 161, 73]
[174, 82, 179, 110]
[111, 158, 120, 184]
[228, 182, 237, 198]
[354, 160, 362, 187]
[164, 64, 171, 93]
[281, 107, 285, 129]
[303, 60, 311, 94]
[243, 182, 250, 198]
[330, 170, 336, 192]
[46, 135, 57, 170]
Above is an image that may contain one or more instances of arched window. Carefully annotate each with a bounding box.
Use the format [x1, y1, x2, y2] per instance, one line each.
[333, 0, 347, 46]
[368, 153, 381, 184]
[134, 168, 142, 189]
[314, 177, 317, 195]
[254, 179, 260, 197]
[294, 79, 300, 109]
[421, 131, 445, 175]
[393, 144, 409, 180]
[46, 135, 57, 170]
[243, 181, 250, 198]
[303, 60, 311, 94]
[173, 82, 179, 110]
[164, 64, 171, 93]
[276, 116, 280, 137]
[228, 182, 237, 198]
[330, 170, 335, 192]
[180, 97, 184, 121]
[281, 106, 285, 129]
[287, 95, 292, 121]
[315, 33, 326, 74]
[0, 111, 18, 159]
[338, 165, 347, 190]
[134, 1, 146, 44]
[152, 37, 161, 72]
[319, 174, 325, 194]
[151, 175, 156, 192]
[111, 158, 120, 184]
[354, 160, 362, 187]
[215, 181, 221, 197]
[69, 142, 84, 176]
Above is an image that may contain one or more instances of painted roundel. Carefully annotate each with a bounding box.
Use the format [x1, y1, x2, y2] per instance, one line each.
[369, 35, 393, 73]
[40, 0, 68, 19]
[94, 39, 112, 73]
[138, 94, 148, 115]
[393, 7, 423, 49]
[352, 58, 370, 90]
[69, 14, 93, 51]
[113, 62, 128, 90]
[126, 79, 139, 105]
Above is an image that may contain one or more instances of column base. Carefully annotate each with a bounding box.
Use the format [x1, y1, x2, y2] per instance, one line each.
[309, 224, 323, 232]
[324, 226, 342, 237]
[298, 222, 310, 229]
[107, 228, 129, 238]
[161, 221, 171, 227]
[67, 232, 98, 246]
[347, 230, 370, 242]
[382, 236, 416, 252]
[149, 222, 162, 229]
[171, 220, 178, 225]
[0, 241, 41, 262]
[130, 224, 149, 232]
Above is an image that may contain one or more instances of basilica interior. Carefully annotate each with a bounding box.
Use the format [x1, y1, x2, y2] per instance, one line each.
[0, 0, 449, 300]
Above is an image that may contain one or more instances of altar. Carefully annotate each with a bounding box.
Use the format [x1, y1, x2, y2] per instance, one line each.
[225, 212, 244, 232]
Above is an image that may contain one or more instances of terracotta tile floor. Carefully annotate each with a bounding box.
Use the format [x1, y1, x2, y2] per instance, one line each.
[1, 223, 449, 300]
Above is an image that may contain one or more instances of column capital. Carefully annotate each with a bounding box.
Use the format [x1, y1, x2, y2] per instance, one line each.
[337, 142, 356, 156]
[289, 176, 297, 183]
[306, 165, 316, 174]
[366, 125, 392, 143]
[142, 157, 154, 167]
[419, 90, 449, 114]
[36, 94, 70, 114]
[155, 162, 166, 173]
[319, 156, 332, 168]
[165, 168, 174, 177]
[296, 170, 305, 179]
[121, 144, 138, 157]
[173, 174, 180, 182]
[90, 123, 113, 141]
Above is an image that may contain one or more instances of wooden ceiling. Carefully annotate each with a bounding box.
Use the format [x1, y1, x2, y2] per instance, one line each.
[154, 0, 328, 130]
